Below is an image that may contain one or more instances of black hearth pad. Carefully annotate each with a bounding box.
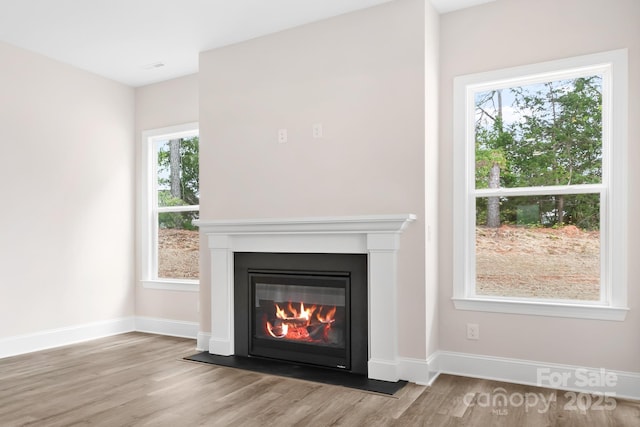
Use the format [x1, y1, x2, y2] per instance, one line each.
[184, 352, 407, 396]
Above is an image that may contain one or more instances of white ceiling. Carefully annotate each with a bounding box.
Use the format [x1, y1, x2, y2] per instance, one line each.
[0, 0, 493, 87]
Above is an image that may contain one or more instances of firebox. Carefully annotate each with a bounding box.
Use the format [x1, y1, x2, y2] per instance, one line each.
[234, 253, 368, 375]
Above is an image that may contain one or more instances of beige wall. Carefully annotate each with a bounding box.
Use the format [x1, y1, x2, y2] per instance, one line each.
[199, 0, 430, 359]
[3, 0, 633, 375]
[135, 75, 199, 131]
[439, 0, 640, 372]
[134, 74, 199, 322]
[0, 41, 136, 337]
[424, 0, 440, 358]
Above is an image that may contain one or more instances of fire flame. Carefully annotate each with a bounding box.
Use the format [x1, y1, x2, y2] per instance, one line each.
[276, 302, 317, 321]
[265, 301, 337, 342]
[317, 306, 337, 323]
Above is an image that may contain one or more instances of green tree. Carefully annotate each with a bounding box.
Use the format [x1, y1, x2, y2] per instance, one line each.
[509, 77, 602, 227]
[475, 90, 513, 228]
[157, 136, 199, 230]
[474, 76, 602, 230]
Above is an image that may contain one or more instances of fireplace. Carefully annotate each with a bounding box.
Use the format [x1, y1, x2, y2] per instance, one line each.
[197, 214, 416, 382]
[234, 252, 368, 375]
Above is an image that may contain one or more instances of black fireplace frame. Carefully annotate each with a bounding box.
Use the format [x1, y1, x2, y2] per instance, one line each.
[234, 252, 368, 375]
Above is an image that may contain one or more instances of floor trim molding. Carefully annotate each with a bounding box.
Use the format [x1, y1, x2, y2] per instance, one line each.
[134, 317, 198, 339]
[0, 317, 201, 359]
[431, 350, 640, 401]
[398, 357, 431, 385]
[196, 332, 212, 352]
[0, 317, 136, 359]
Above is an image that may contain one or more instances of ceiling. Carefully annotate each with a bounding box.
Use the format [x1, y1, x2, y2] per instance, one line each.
[0, 0, 494, 87]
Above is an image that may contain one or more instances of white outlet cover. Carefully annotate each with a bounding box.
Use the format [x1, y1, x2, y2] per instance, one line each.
[312, 123, 323, 138]
[278, 128, 287, 143]
[467, 323, 480, 340]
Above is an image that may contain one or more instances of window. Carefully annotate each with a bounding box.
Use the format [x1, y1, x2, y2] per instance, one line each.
[452, 51, 628, 320]
[141, 123, 199, 291]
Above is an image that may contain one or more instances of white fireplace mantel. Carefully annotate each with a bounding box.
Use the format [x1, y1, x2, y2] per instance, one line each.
[196, 214, 416, 382]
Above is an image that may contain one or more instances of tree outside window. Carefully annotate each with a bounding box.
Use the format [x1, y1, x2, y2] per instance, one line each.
[155, 136, 199, 280]
[473, 76, 602, 301]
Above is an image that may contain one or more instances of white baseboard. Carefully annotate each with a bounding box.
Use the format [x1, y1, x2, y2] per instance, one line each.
[432, 351, 640, 401]
[0, 317, 136, 359]
[398, 357, 431, 385]
[368, 358, 400, 382]
[134, 317, 198, 339]
[197, 332, 211, 352]
[0, 316, 202, 359]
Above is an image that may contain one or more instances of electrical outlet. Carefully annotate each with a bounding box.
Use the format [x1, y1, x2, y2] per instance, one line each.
[278, 128, 287, 143]
[312, 123, 323, 138]
[467, 323, 480, 340]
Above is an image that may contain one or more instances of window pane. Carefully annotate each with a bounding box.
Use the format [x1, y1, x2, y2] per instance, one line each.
[475, 195, 600, 301]
[158, 211, 199, 280]
[474, 76, 602, 189]
[156, 137, 199, 207]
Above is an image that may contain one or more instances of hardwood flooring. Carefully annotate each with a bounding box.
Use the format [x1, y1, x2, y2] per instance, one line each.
[0, 332, 638, 426]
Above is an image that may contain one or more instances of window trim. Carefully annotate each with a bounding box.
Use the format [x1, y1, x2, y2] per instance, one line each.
[452, 50, 628, 321]
[140, 122, 200, 292]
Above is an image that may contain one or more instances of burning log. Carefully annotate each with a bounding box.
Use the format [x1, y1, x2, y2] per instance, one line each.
[307, 323, 329, 341]
[281, 317, 309, 328]
[266, 321, 288, 338]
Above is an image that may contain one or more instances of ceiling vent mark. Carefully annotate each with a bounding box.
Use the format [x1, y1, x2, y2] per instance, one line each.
[141, 62, 165, 70]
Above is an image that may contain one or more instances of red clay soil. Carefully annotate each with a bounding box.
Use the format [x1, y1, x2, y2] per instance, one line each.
[157, 225, 600, 300]
[476, 225, 600, 300]
[157, 229, 199, 280]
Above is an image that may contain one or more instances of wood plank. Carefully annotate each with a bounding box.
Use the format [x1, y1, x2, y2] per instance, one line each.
[0, 333, 638, 426]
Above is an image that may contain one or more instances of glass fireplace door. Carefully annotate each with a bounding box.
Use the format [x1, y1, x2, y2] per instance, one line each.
[249, 272, 350, 370]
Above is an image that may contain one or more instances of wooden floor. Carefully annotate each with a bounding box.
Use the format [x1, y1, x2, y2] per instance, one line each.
[0, 333, 638, 426]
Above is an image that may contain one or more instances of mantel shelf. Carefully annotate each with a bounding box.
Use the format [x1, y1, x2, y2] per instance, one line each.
[195, 214, 416, 235]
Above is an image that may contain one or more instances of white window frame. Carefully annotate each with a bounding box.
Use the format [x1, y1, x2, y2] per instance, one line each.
[140, 122, 199, 292]
[452, 50, 628, 321]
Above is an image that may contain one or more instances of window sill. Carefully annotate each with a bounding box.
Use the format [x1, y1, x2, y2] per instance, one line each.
[142, 280, 199, 292]
[452, 297, 628, 321]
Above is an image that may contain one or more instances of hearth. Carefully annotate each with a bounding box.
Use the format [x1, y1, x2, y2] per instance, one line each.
[234, 252, 368, 375]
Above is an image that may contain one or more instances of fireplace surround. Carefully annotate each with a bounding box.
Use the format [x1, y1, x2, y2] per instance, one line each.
[234, 252, 368, 374]
[197, 214, 415, 382]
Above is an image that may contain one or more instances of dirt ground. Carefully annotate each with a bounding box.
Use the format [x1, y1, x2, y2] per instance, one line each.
[157, 225, 600, 301]
[158, 229, 199, 280]
[476, 225, 600, 300]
